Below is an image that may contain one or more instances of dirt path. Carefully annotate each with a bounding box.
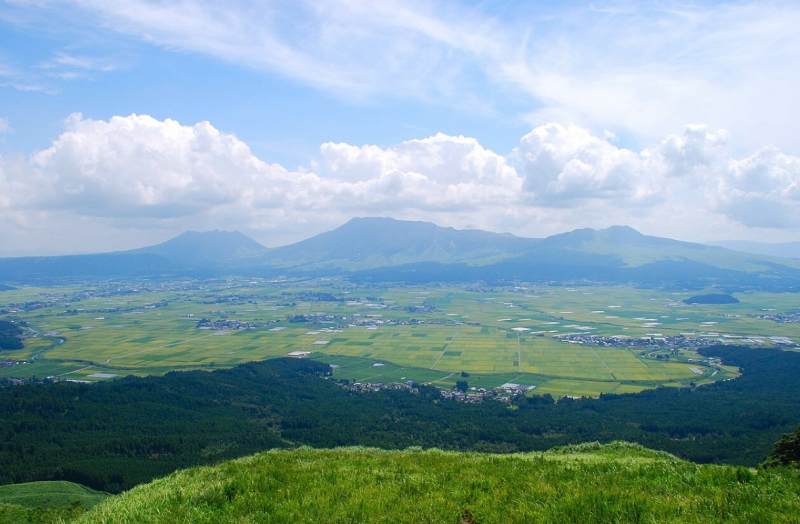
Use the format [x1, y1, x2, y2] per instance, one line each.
[430, 327, 460, 370]
[589, 345, 616, 380]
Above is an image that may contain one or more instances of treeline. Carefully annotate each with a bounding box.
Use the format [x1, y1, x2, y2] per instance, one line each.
[1, 346, 799, 493]
[0, 320, 23, 350]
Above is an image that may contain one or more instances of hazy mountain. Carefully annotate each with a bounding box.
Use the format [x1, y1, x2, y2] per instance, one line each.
[320, 219, 800, 289]
[540, 225, 705, 253]
[0, 253, 175, 281]
[258, 217, 532, 270]
[0, 230, 266, 281]
[2, 218, 800, 290]
[530, 225, 800, 274]
[126, 230, 269, 267]
[706, 240, 800, 260]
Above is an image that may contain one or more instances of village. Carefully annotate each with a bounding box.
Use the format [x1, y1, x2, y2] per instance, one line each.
[750, 311, 800, 324]
[552, 332, 797, 350]
[337, 376, 537, 404]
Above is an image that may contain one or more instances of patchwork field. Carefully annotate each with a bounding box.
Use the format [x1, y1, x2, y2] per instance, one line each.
[2, 279, 796, 396]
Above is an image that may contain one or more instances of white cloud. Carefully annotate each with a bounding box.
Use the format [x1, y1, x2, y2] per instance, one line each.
[37, 51, 120, 80]
[516, 123, 661, 206]
[3, 113, 800, 254]
[716, 147, 800, 229]
[0, 154, 44, 230]
[319, 132, 519, 192]
[0, 58, 50, 93]
[8, 1, 800, 153]
[508, 2, 800, 153]
[11, 114, 525, 240]
[8, 0, 498, 103]
[30, 113, 265, 217]
[658, 124, 728, 179]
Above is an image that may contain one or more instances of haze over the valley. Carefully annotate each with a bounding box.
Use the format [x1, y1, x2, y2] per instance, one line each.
[1, 1, 800, 255]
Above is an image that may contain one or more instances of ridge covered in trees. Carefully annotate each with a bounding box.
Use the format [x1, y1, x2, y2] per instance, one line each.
[0, 346, 799, 493]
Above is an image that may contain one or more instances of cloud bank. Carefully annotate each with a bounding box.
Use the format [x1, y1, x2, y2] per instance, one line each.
[2, 113, 799, 252]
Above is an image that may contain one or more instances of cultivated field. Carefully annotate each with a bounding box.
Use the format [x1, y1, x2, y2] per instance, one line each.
[2, 279, 797, 396]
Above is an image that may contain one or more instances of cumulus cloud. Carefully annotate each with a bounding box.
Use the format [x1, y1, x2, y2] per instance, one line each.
[320, 134, 516, 185]
[30, 113, 267, 217]
[658, 124, 729, 178]
[0, 154, 44, 230]
[716, 147, 800, 228]
[514, 122, 754, 213]
[516, 123, 661, 206]
[318, 133, 521, 212]
[3, 113, 800, 253]
[7, 114, 527, 241]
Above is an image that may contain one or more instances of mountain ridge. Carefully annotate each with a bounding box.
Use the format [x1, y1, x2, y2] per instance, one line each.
[258, 216, 533, 270]
[126, 229, 269, 267]
[1, 218, 800, 289]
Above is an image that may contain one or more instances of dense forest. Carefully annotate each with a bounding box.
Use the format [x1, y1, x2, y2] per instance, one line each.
[0, 320, 23, 350]
[1, 346, 799, 493]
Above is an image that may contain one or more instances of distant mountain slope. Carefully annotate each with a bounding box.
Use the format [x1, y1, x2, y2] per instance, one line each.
[0, 230, 267, 281]
[0, 253, 175, 280]
[267, 219, 800, 289]
[540, 225, 708, 258]
[533, 225, 800, 273]
[126, 230, 268, 267]
[2, 218, 800, 289]
[259, 217, 532, 270]
[707, 240, 800, 260]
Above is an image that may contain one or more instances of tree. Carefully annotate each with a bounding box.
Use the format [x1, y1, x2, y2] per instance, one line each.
[455, 380, 468, 392]
[764, 425, 800, 468]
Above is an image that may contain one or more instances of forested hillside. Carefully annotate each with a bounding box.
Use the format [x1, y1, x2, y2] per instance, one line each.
[0, 320, 23, 350]
[1, 346, 799, 493]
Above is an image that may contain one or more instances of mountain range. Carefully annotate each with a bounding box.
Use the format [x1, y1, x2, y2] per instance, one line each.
[2, 217, 800, 290]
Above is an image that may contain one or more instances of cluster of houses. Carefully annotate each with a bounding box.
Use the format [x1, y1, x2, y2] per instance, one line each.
[195, 318, 272, 330]
[750, 311, 800, 324]
[287, 312, 465, 329]
[340, 379, 535, 404]
[552, 332, 746, 350]
[344, 381, 410, 394]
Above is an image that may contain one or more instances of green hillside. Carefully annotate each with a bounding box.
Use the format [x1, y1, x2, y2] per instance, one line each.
[0, 480, 107, 523]
[78, 443, 800, 523]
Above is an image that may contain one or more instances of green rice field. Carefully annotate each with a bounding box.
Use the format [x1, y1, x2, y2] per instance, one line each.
[2, 279, 796, 396]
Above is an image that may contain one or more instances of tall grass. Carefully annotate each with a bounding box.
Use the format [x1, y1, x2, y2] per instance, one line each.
[77, 442, 800, 523]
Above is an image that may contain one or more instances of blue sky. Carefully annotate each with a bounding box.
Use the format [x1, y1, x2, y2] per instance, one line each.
[1, 0, 800, 254]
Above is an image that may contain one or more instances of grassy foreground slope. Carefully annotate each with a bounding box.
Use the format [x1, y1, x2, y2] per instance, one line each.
[79, 443, 800, 524]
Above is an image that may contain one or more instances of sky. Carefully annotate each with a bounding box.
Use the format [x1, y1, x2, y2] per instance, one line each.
[1, 0, 800, 255]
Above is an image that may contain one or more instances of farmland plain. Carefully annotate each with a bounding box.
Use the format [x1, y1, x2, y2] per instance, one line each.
[1, 279, 797, 396]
